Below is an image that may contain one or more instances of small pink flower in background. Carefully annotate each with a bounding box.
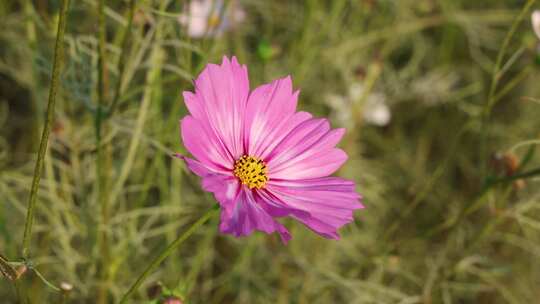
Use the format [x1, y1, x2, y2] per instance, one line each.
[177, 57, 363, 243]
[533, 10, 540, 40]
[162, 297, 183, 304]
[178, 0, 245, 38]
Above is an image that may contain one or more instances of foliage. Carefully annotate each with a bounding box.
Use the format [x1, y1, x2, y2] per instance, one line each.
[1, 0, 540, 303]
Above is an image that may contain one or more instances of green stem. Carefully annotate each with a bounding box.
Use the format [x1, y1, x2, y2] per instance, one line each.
[21, 0, 70, 260]
[32, 267, 61, 292]
[96, 0, 111, 303]
[95, 0, 107, 138]
[481, 167, 540, 190]
[479, 0, 536, 179]
[383, 124, 470, 242]
[108, 0, 136, 117]
[97, 0, 107, 108]
[484, 1, 535, 115]
[118, 206, 219, 304]
[491, 66, 532, 105]
[426, 164, 540, 238]
[14, 280, 24, 303]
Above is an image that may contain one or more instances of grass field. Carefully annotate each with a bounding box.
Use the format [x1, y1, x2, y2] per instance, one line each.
[1, 0, 540, 303]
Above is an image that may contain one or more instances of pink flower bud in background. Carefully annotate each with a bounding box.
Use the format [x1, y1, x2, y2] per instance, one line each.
[15, 265, 27, 280]
[162, 297, 183, 304]
[178, 0, 245, 38]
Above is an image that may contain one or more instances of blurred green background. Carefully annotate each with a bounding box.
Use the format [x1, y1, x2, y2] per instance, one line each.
[1, 0, 540, 303]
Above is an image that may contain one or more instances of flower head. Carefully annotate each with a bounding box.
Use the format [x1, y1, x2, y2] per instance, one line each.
[533, 10, 540, 40]
[178, 0, 245, 38]
[177, 56, 363, 243]
[328, 83, 391, 128]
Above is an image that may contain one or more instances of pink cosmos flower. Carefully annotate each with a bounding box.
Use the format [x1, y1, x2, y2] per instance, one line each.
[177, 56, 363, 243]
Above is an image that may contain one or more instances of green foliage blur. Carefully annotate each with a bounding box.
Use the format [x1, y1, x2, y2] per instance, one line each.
[1, 0, 540, 303]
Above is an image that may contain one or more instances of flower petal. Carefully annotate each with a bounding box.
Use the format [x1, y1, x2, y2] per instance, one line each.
[266, 119, 339, 165]
[269, 148, 348, 180]
[175, 155, 238, 211]
[254, 111, 313, 160]
[180, 116, 234, 171]
[265, 118, 347, 179]
[201, 174, 241, 211]
[219, 189, 292, 243]
[185, 56, 249, 161]
[270, 127, 346, 171]
[264, 118, 329, 163]
[244, 76, 300, 157]
[266, 177, 363, 239]
[174, 154, 220, 176]
[265, 113, 347, 179]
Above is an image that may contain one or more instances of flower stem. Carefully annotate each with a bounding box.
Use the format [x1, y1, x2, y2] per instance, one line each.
[21, 0, 70, 260]
[479, 0, 536, 179]
[107, 0, 136, 117]
[32, 267, 61, 292]
[95, 1, 112, 303]
[118, 205, 219, 304]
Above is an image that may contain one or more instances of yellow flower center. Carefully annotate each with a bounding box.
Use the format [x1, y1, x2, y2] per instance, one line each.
[233, 155, 268, 189]
[207, 13, 221, 29]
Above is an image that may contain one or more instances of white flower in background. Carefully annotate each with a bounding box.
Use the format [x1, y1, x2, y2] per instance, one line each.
[533, 10, 540, 40]
[411, 70, 459, 106]
[327, 94, 351, 127]
[362, 92, 391, 126]
[327, 83, 391, 128]
[178, 0, 245, 38]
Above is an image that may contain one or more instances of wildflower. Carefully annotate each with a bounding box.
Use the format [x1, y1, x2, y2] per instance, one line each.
[60, 282, 73, 292]
[178, 0, 245, 38]
[490, 152, 526, 190]
[533, 10, 540, 40]
[328, 83, 391, 127]
[163, 298, 183, 304]
[411, 70, 460, 106]
[14, 265, 27, 280]
[177, 56, 363, 243]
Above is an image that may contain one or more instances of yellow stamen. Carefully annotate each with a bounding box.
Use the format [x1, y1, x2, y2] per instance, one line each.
[207, 13, 221, 29]
[233, 155, 268, 189]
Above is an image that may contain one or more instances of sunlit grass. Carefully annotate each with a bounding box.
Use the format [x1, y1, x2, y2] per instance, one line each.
[1, 0, 540, 303]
